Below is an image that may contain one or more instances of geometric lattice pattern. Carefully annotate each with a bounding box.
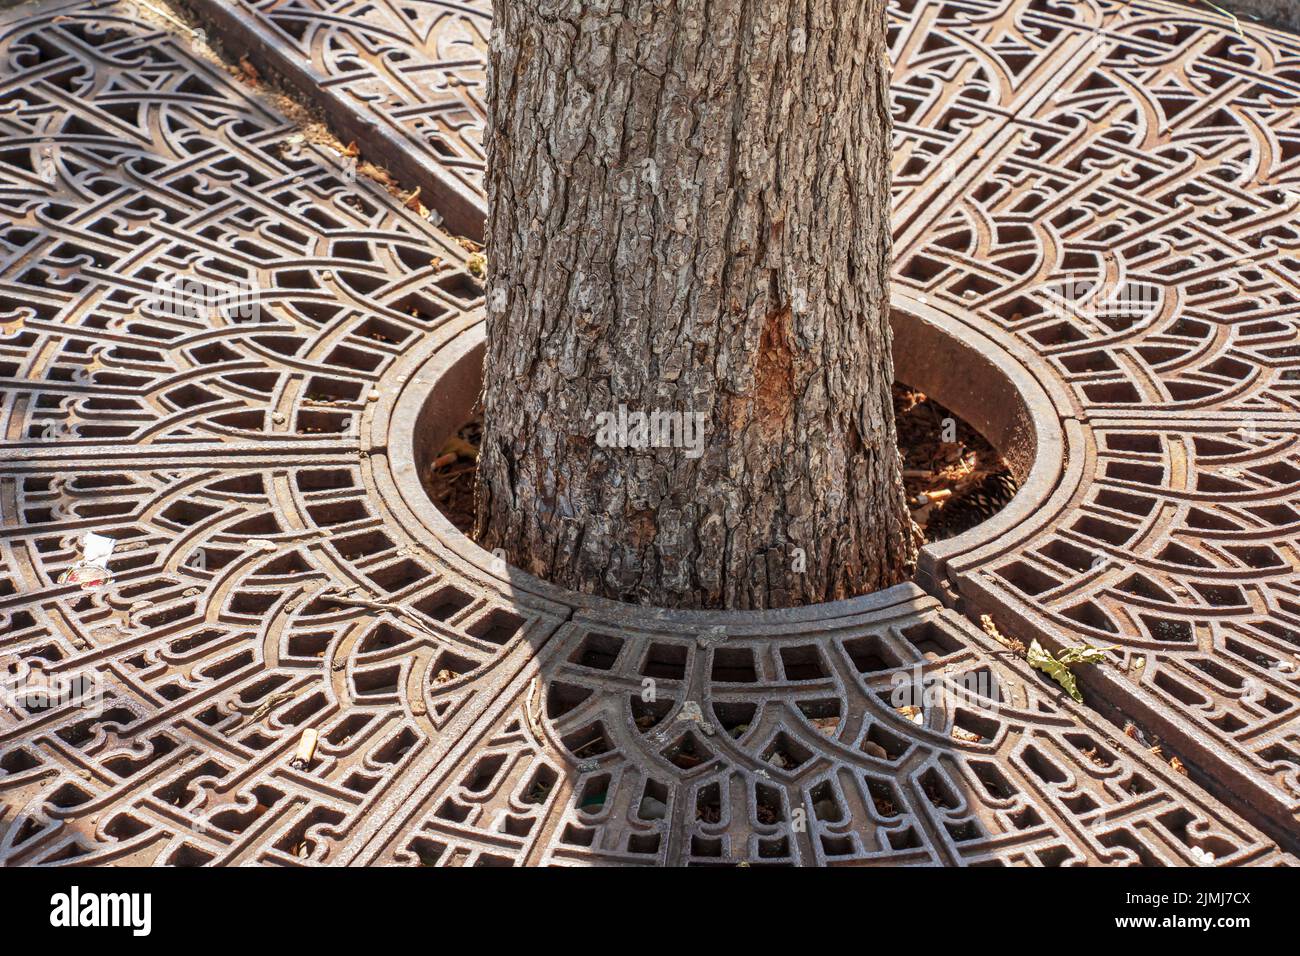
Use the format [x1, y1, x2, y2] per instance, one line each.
[890, 0, 1300, 841]
[0, 0, 546, 865]
[366, 593, 1290, 866]
[1, 0, 1297, 864]
[181, 0, 490, 236]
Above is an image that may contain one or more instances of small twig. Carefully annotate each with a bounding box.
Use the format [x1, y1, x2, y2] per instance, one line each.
[234, 691, 295, 729]
[571, 737, 606, 756]
[1192, 0, 1245, 36]
[432, 465, 478, 482]
[133, 0, 201, 38]
[320, 588, 445, 641]
[522, 678, 544, 742]
[320, 591, 398, 613]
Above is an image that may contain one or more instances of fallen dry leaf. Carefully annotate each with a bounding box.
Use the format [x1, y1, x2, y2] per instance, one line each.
[238, 56, 260, 85]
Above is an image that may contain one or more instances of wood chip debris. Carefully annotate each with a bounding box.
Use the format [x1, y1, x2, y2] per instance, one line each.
[894, 384, 1018, 541]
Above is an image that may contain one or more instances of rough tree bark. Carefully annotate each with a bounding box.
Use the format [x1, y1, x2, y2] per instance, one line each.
[475, 0, 915, 610]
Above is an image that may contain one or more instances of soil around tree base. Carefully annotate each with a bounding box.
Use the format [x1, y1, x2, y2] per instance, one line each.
[425, 384, 1017, 552]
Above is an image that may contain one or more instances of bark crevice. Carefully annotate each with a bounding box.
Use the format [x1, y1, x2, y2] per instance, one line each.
[476, 0, 916, 610]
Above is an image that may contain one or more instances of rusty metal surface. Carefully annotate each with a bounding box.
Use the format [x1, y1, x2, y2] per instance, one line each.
[0, 0, 565, 865]
[888, 0, 1300, 840]
[192, 0, 1300, 846]
[178, 0, 490, 239]
[0, 0, 1297, 865]
[356, 586, 1294, 866]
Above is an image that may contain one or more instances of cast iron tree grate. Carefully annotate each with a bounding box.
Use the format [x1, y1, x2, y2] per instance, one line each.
[0, 0, 1297, 864]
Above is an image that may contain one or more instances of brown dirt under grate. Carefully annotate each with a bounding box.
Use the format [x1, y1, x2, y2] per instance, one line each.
[425, 386, 1016, 546]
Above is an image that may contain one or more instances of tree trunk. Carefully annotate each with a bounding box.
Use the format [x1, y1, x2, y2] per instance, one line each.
[475, 0, 915, 610]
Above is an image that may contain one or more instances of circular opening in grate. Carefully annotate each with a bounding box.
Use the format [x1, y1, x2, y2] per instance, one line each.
[383, 286, 1064, 611]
